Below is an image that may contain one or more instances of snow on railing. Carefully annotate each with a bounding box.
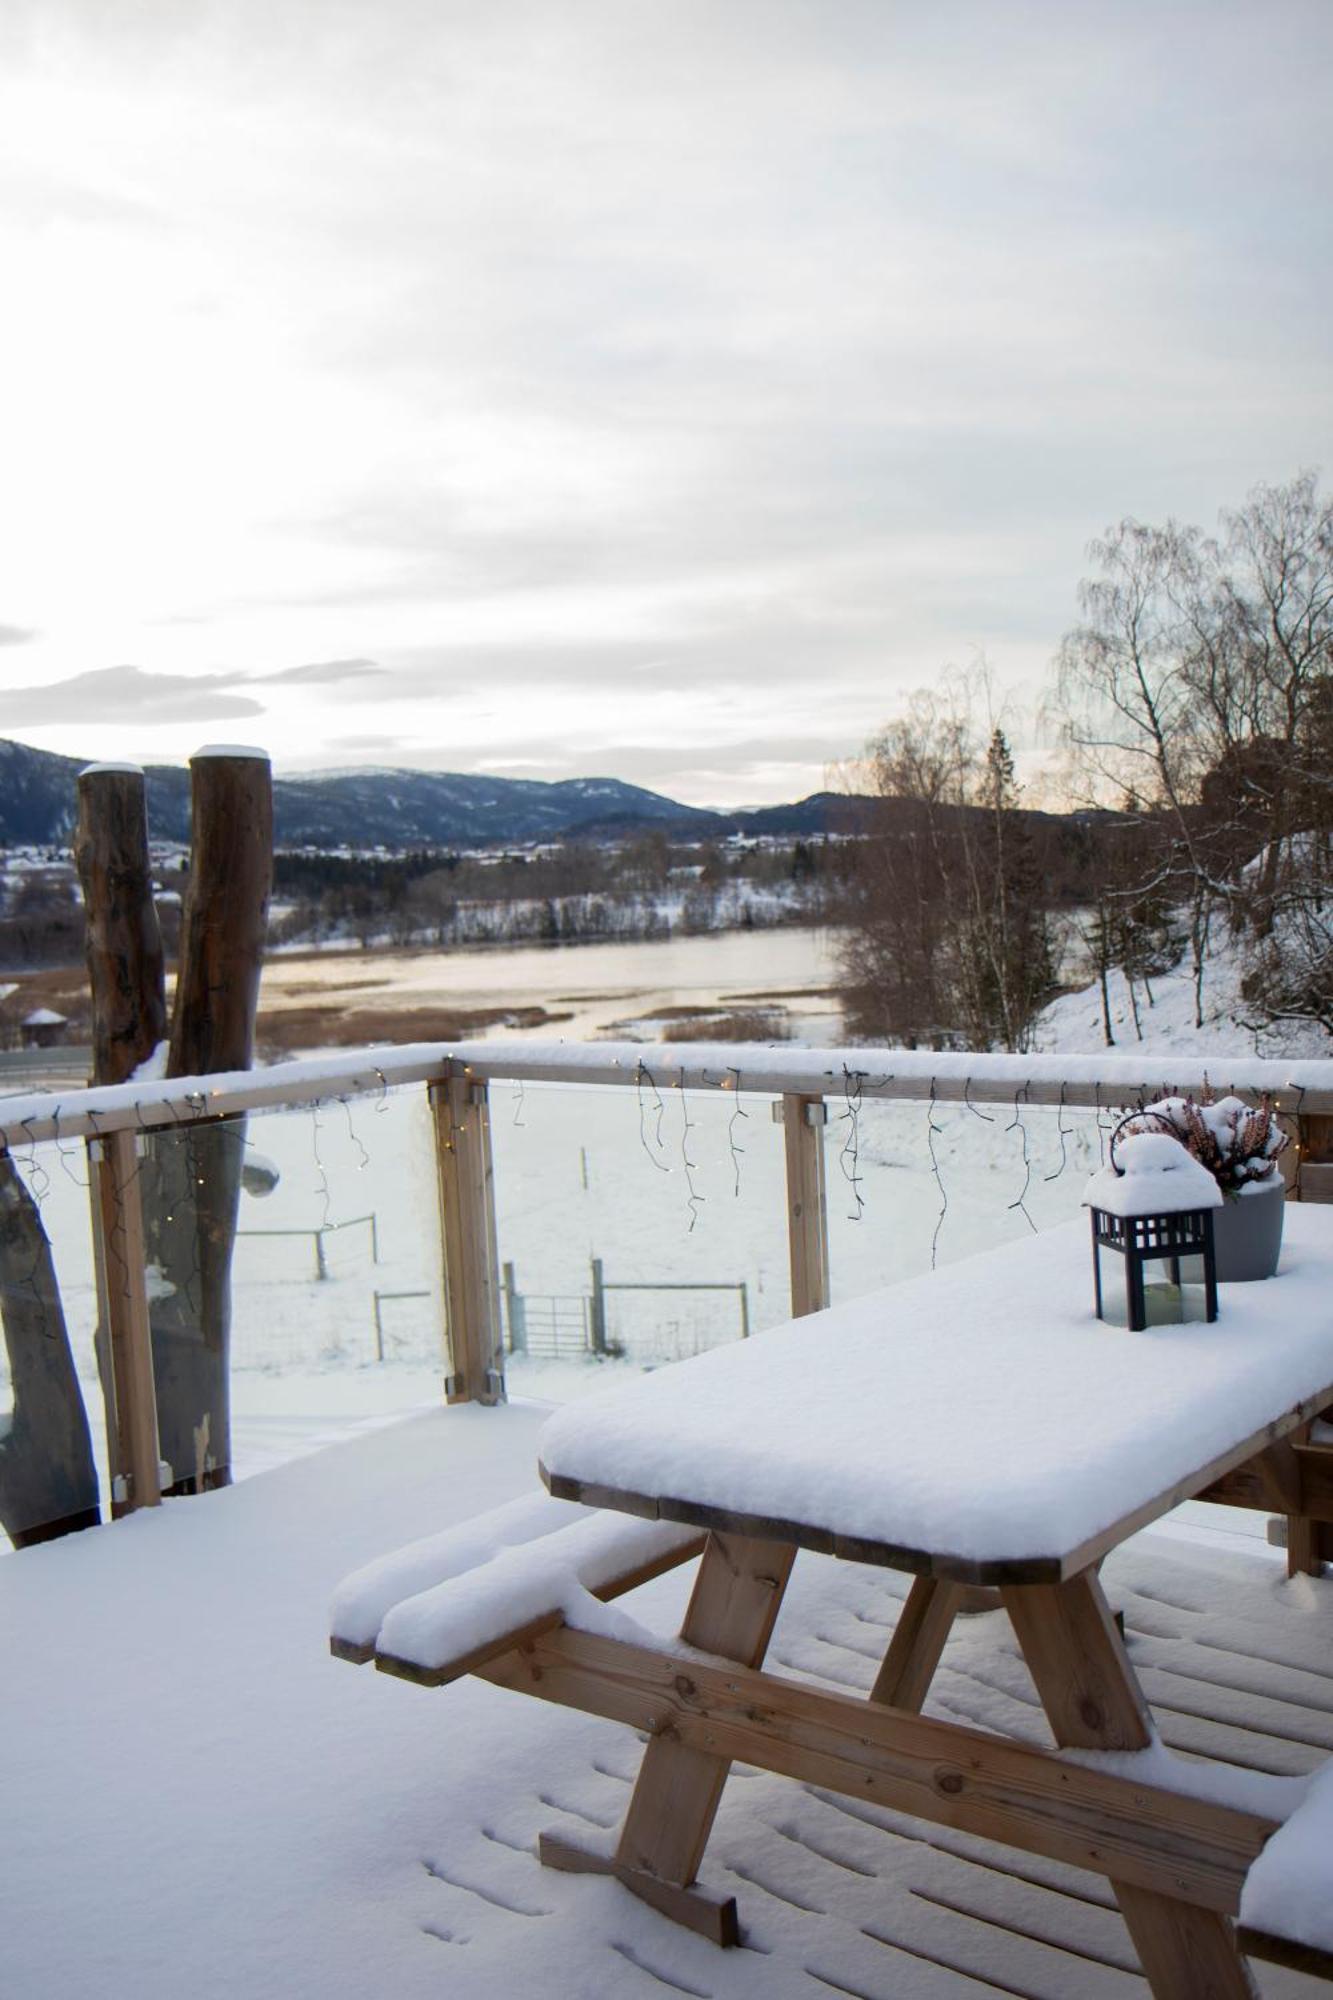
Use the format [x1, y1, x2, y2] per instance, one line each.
[1, 1039, 1332, 1147]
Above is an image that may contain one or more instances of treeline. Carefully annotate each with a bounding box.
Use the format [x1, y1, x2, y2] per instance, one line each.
[838, 707, 1064, 1050]
[839, 472, 1332, 1050]
[269, 832, 831, 950]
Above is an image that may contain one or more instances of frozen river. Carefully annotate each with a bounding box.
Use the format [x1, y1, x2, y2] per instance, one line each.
[261, 922, 846, 1043]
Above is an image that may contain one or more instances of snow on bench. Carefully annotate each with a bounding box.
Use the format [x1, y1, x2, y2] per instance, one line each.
[330, 1492, 703, 1685]
[1239, 1758, 1333, 1979]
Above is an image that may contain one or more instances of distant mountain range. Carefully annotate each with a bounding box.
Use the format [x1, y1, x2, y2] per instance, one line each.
[0, 737, 873, 849]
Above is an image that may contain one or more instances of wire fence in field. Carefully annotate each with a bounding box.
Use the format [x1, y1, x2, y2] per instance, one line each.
[501, 1259, 750, 1365]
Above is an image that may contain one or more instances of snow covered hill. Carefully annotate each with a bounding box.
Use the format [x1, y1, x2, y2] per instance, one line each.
[1038, 922, 1328, 1061]
[0, 737, 874, 848]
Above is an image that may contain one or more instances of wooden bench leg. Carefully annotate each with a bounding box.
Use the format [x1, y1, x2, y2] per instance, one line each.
[870, 1576, 961, 1710]
[542, 1529, 795, 1942]
[1002, 1571, 1258, 2000]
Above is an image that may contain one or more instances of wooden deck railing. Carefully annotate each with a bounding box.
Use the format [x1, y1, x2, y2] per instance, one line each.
[3, 1040, 1332, 1529]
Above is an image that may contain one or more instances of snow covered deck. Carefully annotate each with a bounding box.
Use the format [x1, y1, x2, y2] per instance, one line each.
[4, 1398, 1331, 1998]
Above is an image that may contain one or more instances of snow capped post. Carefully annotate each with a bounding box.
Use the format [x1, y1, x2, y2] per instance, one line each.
[167, 747, 272, 1079]
[1085, 1130, 1221, 1331]
[74, 762, 168, 1084]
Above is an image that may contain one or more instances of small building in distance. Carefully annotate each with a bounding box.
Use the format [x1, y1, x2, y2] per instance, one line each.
[21, 1007, 68, 1048]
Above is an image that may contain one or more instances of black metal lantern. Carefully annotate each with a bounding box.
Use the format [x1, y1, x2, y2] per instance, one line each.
[1086, 1124, 1220, 1331]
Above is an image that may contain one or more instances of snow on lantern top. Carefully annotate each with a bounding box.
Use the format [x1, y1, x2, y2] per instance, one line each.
[1084, 1131, 1223, 1218]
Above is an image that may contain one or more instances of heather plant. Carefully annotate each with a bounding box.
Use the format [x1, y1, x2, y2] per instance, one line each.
[1124, 1087, 1289, 1194]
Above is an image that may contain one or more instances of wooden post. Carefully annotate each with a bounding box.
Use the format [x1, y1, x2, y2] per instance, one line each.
[90, 1128, 161, 1516]
[779, 1093, 829, 1317]
[589, 1256, 607, 1355]
[430, 1068, 505, 1405]
[150, 747, 272, 1494]
[167, 749, 272, 1080]
[502, 1261, 526, 1355]
[1280, 1115, 1333, 1570]
[75, 761, 168, 1516]
[74, 763, 168, 1084]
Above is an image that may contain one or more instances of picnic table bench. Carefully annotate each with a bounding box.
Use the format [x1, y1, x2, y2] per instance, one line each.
[334, 1207, 1333, 1997]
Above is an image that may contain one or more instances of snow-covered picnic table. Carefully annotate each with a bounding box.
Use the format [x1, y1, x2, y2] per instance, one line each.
[338, 1206, 1333, 1998]
[540, 1207, 1333, 1580]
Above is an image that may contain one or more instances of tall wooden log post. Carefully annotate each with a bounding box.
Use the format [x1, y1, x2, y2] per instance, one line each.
[149, 748, 273, 1493]
[75, 763, 168, 1081]
[75, 762, 169, 1518]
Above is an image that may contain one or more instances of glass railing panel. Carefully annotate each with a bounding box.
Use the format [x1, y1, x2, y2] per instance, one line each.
[488, 1077, 788, 1397]
[226, 1084, 446, 1473]
[0, 1134, 103, 1549]
[824, 1094, 1110, 1303]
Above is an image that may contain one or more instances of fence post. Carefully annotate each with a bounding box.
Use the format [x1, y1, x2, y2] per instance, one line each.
[429, 1068, 505, 1405]
[589, 1257, 608, 1355]
[502, 1260, 528, 1355]
[779, 1094, 829, 1318]
[89, 1127, 163, 1514]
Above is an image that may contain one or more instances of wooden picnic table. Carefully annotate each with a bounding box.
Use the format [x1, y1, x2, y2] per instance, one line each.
[520, 1208, 1333, 1997]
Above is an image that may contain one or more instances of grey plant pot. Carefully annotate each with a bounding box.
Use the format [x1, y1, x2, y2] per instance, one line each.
[1213, 1176, 1286, 1282]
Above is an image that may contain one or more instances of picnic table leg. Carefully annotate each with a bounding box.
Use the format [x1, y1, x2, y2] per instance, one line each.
[1002, 1571, 1258, 2000]
[870, 1576, 962, 1710]
[541, 1529, 795, 1944]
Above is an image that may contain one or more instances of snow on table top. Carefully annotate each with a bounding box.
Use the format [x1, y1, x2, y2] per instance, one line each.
[540, 1205, 1333, 1571]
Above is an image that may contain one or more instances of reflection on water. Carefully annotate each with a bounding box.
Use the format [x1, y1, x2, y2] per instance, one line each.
[261, 923, 845, 1042]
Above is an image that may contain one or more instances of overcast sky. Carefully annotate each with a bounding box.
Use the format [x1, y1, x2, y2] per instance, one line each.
[1, 1, 1330, 806]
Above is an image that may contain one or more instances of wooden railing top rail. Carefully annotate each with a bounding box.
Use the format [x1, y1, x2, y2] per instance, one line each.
[0, 1040, 1331, 1149]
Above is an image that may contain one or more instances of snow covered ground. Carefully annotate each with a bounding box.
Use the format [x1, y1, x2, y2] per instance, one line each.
[1, 1398, 1325, 1999]
[1038, 917, 1321, 1062]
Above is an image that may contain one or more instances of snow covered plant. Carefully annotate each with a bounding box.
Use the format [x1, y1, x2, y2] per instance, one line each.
[1122, 1090, 1289, 1196]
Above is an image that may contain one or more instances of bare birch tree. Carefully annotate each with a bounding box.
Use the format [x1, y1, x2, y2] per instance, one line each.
[1054, 473, 1333, 1036]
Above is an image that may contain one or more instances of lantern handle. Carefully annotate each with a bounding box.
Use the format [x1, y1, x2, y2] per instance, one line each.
[1108, 1107, 1178, 1174]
